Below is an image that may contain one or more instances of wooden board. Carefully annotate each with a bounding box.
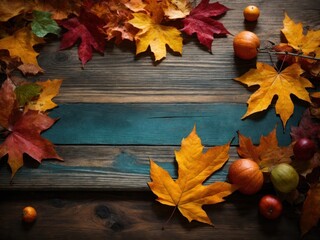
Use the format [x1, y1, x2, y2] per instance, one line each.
[0, 0, 320, 239]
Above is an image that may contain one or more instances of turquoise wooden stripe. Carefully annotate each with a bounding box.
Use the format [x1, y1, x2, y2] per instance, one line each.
[44, 103, 305, 146]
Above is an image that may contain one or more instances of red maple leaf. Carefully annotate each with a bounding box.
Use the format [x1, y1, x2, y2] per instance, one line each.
[0, 78, 62, 178]
[59, 8, 106, 66]
[181, 0, 230, 52]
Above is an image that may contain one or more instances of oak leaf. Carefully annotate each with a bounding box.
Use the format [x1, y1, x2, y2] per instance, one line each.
[128, 11, 183, 61]
[281, 12, 320, 55]
[237, 128, 293, 172]
[0, 27, 45, 74]
[59, 8, 105, 66]
[300, 183, 320, 236]
[181, 0, 230, 52]
[234, 62, 313, 127]
[149, 127, 236, 225]
[26, 79, 62, 112]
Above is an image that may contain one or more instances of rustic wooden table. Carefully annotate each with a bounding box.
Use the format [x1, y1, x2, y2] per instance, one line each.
[1, 0, 320, 239]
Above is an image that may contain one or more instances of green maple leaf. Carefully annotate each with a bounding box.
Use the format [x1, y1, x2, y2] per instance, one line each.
[15, 83, 42, 106]
[31, 10, 61, 37]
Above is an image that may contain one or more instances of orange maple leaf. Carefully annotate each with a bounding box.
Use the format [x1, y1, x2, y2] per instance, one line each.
[128, 2, 183, 61]
[300, 183, 320, 236]
[0, 27, 45, 74]
[149, 127, 236, 225]
[281, 12, 320, 55]
[234, 62, 313, 127]
[0, 0, 34, 21]
[26, 79, 62, 112]
[237, 127, 293, 172]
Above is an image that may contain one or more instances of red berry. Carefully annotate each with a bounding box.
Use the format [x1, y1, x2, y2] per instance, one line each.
[293, 138, 316, 161]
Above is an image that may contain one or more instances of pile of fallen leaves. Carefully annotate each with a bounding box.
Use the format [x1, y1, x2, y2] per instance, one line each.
[0, 0, 230, 72]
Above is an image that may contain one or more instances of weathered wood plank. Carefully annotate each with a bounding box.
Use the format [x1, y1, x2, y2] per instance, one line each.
[43, 103, 305, 146]
[1, 145, 239, 190]
[1, 191, 318, 240]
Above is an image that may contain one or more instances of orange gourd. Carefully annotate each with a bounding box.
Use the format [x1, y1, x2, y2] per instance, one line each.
[243, 5, 260, 22]
[228, 158, 264, 195]
[233, 31, 260, 60]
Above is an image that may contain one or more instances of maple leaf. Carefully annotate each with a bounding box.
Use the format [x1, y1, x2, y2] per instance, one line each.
[281, 12, 320, 55]
[234, 62, 313, 127]
[0, 27, 45, 74]
[59, 8, 106, 66]
[237, 128, 293, 172]
[123, 0, 146, 12]
[181, 0, 230, 52]
[162, 0, 192, 20]
[0, 0, 34, 22]
[0, 110, 62, 178]
[26, 79, 62, 112]
[31, 10, 61, 37]
[310, 92, 320, 119]
[14, 83, 42, 106]
[300, 183, 320, 236]
[149, 127, 236, 225]
[128, 11, 183, 61]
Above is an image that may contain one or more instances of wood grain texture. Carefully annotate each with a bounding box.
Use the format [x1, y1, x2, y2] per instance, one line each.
[1, 145, 238, 191]
[1, 191, 319, 240]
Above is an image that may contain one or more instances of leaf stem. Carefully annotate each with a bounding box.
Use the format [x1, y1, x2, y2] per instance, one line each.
[258, 49, 320, 61]
[162, 205, 178, 230]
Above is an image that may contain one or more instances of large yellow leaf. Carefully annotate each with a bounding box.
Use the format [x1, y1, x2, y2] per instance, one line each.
[0, 0, 34, 22]
[281, 12, 320, 55]
[0, 27, 45, 74]
[26, 79, 62, 112]
[128, 12, 183, 61]
[234, 62, 313, 127]
[149, 127, 236, 225]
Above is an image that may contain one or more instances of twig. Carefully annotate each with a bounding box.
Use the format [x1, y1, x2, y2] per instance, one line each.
[258, 49, 320, 61]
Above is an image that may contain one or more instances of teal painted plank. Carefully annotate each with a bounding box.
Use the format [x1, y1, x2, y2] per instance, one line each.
[44, 103, 305, 146]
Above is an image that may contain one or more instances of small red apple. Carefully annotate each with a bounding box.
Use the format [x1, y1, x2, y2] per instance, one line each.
[293, 138, 316, 161]
[259, 194, 283, 220]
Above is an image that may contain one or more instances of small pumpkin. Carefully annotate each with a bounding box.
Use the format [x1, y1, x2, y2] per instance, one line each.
[243, 5, 260, 22]
[233, 31, 260, 60]
[228, 158, 264, 195]
[270, 163, 299, 193]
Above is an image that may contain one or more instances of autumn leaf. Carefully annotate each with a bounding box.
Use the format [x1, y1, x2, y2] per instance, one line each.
[128, 11, 183, 61]
[0, 78, 15, 129]
[237, 127, 293, 172]
[59, 8, 105, 66]
[0, 0, 34, 22]
[300, 183, 320, 236]
[123, 0, 146, 13]
[15, 83, 42, 106]
[234, 62, 313, 127]
[26, 79, 62, 112]
[162, 0, 192, 20]
[0, 110, 62, 178]
[33, 0, 81, 20]
[181, 0, 230, 52]
[281, 12, 320, 55]
[31, 10, 61, 37]
[149, 127, 236, 225]
[0, 27, 45, 74]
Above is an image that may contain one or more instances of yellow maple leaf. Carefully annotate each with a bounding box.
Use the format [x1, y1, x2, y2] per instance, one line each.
[149, 127, 236, 225]
[234, 62, 313, 127]
[128, 12, 183, 61]
[0, 27, 45, 74]
[281, 12, 320, 55]
[162, 0, 192, 19]
[27, 79, 62, 112]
